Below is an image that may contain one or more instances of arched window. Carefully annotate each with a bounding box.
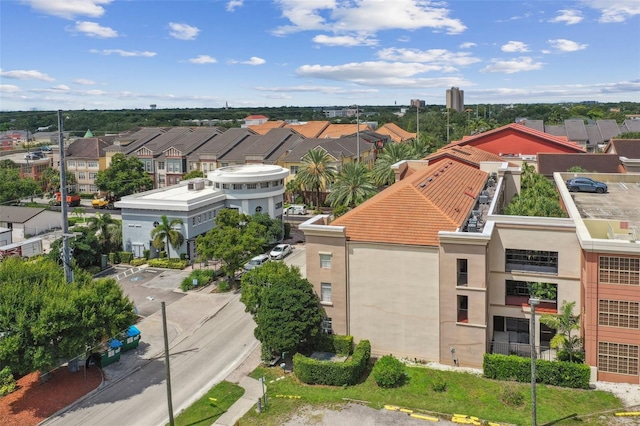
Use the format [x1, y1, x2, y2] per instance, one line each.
[255, 206, 263, 213]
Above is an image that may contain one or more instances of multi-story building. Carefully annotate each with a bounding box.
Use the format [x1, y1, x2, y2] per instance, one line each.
[65, 137, 113, 194]
[446, 87, 464, 112]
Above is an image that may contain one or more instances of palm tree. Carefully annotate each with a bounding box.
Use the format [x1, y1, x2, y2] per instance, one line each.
[295, 148, 336, 208]
[539, 300, 582, 362]
[72, 207, 86, 223]
[371, 142, 413, 186]
[326, 162, 377, 208]
[87, 212, 121, 253]
[151, 215, 185, 259]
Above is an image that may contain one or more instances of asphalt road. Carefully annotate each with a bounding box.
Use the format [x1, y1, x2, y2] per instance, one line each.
[41, 294, 258, 426]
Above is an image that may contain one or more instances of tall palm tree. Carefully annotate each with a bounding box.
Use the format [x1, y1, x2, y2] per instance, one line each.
[295, 148, 336, 208]
[151, 215, 184, 259]
[371, 142, 413, 186]
[87, 212, 121, 253]
[326, 161, 377, 208]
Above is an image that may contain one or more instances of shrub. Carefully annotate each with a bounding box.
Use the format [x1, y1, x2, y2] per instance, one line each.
[483, 353, 591, 389]
[143, 249, 150, 260]
[0, 366, 16, 397]
[180, 269, 218, 291]
[372, 355, 406, 388]
[430, 373, 448, 392]
[130, 258, 147, 267]
[332, 205, 349, 218]
[500, 384, 525, 407]
[557, 350, 585, 363]
[217, 280, 230, 292]
[148, 258, 188, 269]
[315, 334, 353, 356]
[109, 252, 120, 264]
[118, 252, 133, 264]
[294, 339, 371, 386]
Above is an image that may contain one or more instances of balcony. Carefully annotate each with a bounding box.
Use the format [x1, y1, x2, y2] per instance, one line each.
[505, 295, 557, 313]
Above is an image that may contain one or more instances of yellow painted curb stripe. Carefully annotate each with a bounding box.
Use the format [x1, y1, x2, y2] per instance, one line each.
[410, 413, 439, 421]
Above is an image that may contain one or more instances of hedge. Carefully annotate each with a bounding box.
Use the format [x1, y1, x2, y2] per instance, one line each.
[315, 334, 354, 356]
[483, 353, 590, 389]
[147, 258, 189, 269]
[294, 339, 370, 386]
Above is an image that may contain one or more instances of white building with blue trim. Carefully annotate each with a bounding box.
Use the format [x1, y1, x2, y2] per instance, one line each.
[115, 164, 289, 259]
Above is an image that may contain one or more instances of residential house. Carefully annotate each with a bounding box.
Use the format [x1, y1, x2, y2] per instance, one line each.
[242, 115, 269, 127]
[187, 128, 261, 172]
[375, 123, 417, 143]
[603, 139, 640, 173]
[0, 206, 61, 241]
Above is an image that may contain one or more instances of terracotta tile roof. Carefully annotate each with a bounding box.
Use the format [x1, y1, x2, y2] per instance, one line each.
[332, 160, 488, 246]
[376, 123, 417, 142]
[425, 145, 504, 167]
[317, 123, 370, 139]
[284, 121, 330, 138]
[244, 115, 268, 120]
[248, 121, 286, 135]
[450, 123, 585, 153]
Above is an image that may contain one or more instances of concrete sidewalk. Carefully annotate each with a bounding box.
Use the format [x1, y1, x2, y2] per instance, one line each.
[213, 375, 264, 426]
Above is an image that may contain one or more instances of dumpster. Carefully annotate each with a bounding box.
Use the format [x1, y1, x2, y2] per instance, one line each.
[121, 325, 141, 352]
[101, 339, 123, 367]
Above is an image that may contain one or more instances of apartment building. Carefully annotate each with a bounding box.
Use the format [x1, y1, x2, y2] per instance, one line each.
[446, 87, 464, 112]
[65, 137, 113, 193]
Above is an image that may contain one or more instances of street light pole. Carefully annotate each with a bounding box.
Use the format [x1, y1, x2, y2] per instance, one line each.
[529, 297, 540, 426]
[161, 301, 175, 426]
[356, 105, 360, 164]
[416, 104, 419, 143]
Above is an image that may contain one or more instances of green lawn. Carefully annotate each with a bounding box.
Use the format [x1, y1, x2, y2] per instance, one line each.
[171, 380, 244, 426]
[240, 365, 623, 426]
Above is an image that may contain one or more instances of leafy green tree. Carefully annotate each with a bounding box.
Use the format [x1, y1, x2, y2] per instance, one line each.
[504, 163, 567, 217]
[241, 262, 323, 359]
[295, 148, 336, 207]
[87, 212, 122, 254]
[371, 142, 414, 186]
[94, 153, 154, 199]
[0, 160, 40, 204]
[72, 207, 86, 222]
[196, 209, 265, 286]
[567, 166, 589, 173]
[539, 301, 582, 362]
[40, 167, 76, 196]
[251, 212, 283, 244]
[0, 257, 136, 375]
[182, 170, 205, 180]
[326, 161, 377, 208]
[151, 215, 185, 259]
[618, 132, 640, 139]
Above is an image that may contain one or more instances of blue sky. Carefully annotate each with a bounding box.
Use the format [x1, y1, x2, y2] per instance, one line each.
[1, 0, 639, 111]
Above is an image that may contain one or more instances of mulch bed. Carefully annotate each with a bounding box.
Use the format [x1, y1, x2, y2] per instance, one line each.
[0, 366, 102, 426]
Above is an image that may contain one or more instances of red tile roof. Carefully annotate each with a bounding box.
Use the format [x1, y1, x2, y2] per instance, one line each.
[332, 159, 488, 246]
[244, 115, 268, 120]
[248, 121, 286, 135]
[425, 145, 505, 167]
[376, 123, 416, 142]
[317, 123, 370, 139]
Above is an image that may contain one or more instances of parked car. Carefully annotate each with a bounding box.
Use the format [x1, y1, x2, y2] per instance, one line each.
[269, 243, 292, 260]
[244, 254, 269, 271]
[565, 177, 608, 193]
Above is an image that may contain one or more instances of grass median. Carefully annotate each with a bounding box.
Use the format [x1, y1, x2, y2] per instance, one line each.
[171, 380, 244, 426]
[240, 364, 623, 425]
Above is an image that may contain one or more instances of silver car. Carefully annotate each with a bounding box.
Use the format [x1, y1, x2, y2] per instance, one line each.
[269, 244, 292, 260]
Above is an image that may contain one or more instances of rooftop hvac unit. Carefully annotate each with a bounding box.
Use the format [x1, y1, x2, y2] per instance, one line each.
[467, 217, 479, 232]
[472, 209, 481, 218]
[479, 195, 489, 204]
[491, 172, 497, 178]
[487, 178, 495, 187]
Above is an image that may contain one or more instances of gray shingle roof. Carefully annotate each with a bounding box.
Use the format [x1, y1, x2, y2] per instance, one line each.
[0, 206, 46, 223]
[537, 153, 621, 176]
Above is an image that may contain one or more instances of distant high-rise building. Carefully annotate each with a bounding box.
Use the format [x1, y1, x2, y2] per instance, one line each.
[446, 87, 464, 112]
[410, 99, 425, 108]
[150, 104, 157, 110]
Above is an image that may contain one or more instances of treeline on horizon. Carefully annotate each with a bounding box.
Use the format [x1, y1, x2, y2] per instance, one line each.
[1, 102, 638, 143]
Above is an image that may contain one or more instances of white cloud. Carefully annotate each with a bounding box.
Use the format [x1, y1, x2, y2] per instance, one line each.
[89, 49, 157, 57]
[272, 0, 466, 36]
[459, 42, 477, 49]
[550, 9, 584, 24]
[0, 85, 21, 93]
[481, 57, 544, 74]
[583, 0, 640, 23]
[548, 39, 588, 52]
[254, 85, 378, 95]
[313, 34, 378, 47]
[229, 57, 266, 65]
[73, 78, 96, 85]
[73, 21, 118, 38]
[0, 69, 54, 81]
[376, 48, 480, 68]
[188, 55, 217, 64]
[168, 22, 200, 40]
[501, 41, 529, 53]
[296, 61, 472, 88]
[22, 0, 111, 19]
[32, 85, 71, 93]
[226, 0, 243, 12]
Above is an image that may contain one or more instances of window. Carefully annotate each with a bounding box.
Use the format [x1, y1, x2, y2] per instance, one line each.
[143, 159, 152, 172]
[88, 161, 98, 168]
[159, 176, 166, 185]
[271, 180, 279, 187]
[599, 256, 639, 286]
[192, 217, 196, 226]
[233, 184, 243, 190]
[598, 342, 639, 376]
[208, 211, 212, 220]
[457, 259, 468, 286]
[255, 206, 262, 213]
[599, 300, 640, 329]
[505, 280, 557, 305]
[222, 183, 229, 189]
[89, 185, 97, 192]
[260, 182, 269, 189]
[290, 166, 298, 175]
[78, 185, 87, 193]
[276, 201, 282, 209]
[78, 172, 86, 180]
[505, 249, 558, 274]
[77, 161, 85, 168]
[457, 295, 468, 323]
[215, 182, 220, 189]
[68, 160, 75, 168]
[209, 163, 215, 171]
[89, 172, 97, 180]
[320, 282, 332, 304]
[494, 316, 530, 344]
[321, 317, 333, 334]
[247, 183, 257, 189]
[320, 253, 332, 269]
[158, 162, 165, 170]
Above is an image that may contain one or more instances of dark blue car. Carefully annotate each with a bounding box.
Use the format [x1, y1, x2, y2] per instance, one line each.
[566, 177, 608, 193]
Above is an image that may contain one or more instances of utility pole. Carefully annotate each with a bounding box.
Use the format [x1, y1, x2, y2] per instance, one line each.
[416, 104, 420, 143]
[162, 302, 175, 426]
[58, 110, 73, 283]
[529, 297, 540, 426]
[355, 105, 360, 164]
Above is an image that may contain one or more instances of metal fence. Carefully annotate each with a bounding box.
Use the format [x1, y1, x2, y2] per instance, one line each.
[487, 340, 558, 361]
